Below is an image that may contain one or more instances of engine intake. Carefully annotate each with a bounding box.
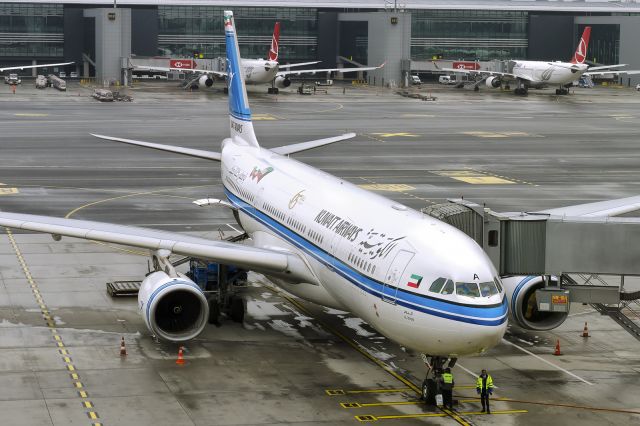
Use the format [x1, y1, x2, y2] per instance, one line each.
[485, 76, 501, 88]
[138, 271, 209, 342]
[502, 276, 568, 331]
[274, 76, 291, 89]
[199, 74, 214, 88]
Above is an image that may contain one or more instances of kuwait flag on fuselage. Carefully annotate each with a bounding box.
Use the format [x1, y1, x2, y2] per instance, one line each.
[407, 274, 423, 289]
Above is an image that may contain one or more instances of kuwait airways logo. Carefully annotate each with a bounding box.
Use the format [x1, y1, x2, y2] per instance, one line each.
[407, 274, 423, 289]
[250, 166, 274, 182]
[288, 190, 305, 209]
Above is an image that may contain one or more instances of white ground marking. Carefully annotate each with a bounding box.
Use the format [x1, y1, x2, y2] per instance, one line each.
[502, 338, 593, 385]
[456, 362, 499, 388]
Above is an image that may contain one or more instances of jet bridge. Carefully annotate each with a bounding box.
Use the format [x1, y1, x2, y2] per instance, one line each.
[422, 199, 640, 339]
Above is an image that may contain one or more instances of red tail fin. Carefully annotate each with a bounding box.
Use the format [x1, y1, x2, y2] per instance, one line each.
[268, 22, 280, 61]
[571, 26, 591, 64]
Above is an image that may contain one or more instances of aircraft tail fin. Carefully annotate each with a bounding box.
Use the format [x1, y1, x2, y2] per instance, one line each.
[224, 10, 259, 147]
[268, 22, 280, 61]
[571, 26, 591, 64]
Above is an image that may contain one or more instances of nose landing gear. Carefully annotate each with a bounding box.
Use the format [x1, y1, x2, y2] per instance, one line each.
[421, 355, 457, 405]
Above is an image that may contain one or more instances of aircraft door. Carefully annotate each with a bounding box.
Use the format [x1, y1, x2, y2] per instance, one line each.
[381, 250, 414, 304]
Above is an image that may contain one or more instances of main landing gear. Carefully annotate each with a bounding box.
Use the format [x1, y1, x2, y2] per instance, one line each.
[555, 87, 569, 95]
[421, 355, 457, 405]
[514, 87, 528, 96]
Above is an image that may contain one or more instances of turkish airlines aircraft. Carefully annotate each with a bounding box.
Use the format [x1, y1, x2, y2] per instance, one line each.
[135, 21, 383, 92]
[445, 27, 640, 95]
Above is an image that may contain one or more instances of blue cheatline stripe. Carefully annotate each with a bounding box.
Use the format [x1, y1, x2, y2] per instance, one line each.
[146, 278, 204, 326]
[223, 186, 508, 326]
[511, 275, 536, 315]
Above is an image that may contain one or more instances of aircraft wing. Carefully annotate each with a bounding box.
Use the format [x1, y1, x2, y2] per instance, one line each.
[271, 133, 356, 156]
[279, 61, 321, 69]
[584, 70, 640, 76]
[0, 61, 74, 72]
[277, 63, 385, 77]
[134, 65, 227, 77]
[534, 195, 640, 218]
[0, 212, 297, 274]
[588, 64, 628, 71]
[90, 134, 221, 161]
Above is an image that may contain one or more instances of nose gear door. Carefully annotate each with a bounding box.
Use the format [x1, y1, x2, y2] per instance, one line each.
[382, 249, 414, 304]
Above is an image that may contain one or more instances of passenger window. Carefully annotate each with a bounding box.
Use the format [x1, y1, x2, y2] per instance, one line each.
[456, 282, 480, 298]
[429, 277, 447, 293]
[479, 281, 498, 297]
[440, 279, 454, 295]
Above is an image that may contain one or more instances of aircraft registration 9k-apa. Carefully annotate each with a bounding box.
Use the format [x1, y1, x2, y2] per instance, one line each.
[2, 11, 638, 401]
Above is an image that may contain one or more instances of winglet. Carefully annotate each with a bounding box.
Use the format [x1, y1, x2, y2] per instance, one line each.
[571, 26, 591, 64]
[268, 21, 280, 61]
[224, 10, 259, 147]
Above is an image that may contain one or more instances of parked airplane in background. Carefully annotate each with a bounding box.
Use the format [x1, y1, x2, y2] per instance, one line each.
[444, 27, 640, 95]
[135, 21, 383, 93]
[1, 61, 74, 78]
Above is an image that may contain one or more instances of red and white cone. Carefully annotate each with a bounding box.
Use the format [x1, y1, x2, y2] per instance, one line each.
[553, 339, 562, 356]
[176, 346, 185, 365]
[119, 337, 127, 356]
[581, 322, 590, 338]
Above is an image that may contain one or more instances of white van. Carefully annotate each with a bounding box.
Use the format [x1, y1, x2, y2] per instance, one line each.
[438, 75, 457, 85]
[410, 75, 422, 85]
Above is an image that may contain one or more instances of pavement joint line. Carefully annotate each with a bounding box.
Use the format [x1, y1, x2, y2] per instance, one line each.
[357, 176, 434, 205]
[465, 167, 539, 187]
[502, 338, 593, 385]
[4, 227, 102, 425]
[261, 282, 470, 426]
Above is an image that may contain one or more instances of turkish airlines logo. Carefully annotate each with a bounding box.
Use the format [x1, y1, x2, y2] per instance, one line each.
[269, 35, 278, 61]
[541, 68, 554, 81]
[250, 166, 274, 182]
[574, 37, 587, 64]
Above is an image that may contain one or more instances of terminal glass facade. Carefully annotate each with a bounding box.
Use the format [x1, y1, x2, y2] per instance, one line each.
[0, 3, 63, 58]
[158, 6, 318, 61]
[411, 10, 528, 61]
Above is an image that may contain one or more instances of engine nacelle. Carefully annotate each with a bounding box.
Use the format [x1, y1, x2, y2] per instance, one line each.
[274, 76, 291, 89]
[138, 271, 209, 342]
[199, 74, 214, 88]
[502, 276, 568, 331]
[485, 76, 501, 88]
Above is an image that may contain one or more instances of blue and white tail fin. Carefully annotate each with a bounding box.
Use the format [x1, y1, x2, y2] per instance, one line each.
[224, 11, 259, 148]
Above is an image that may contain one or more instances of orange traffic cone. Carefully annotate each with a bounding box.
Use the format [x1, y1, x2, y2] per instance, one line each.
[581, 322, 590, 338]
[119, 337, 127, 356]
[553, 339, 562, 356]
[176, 346, 185, 365]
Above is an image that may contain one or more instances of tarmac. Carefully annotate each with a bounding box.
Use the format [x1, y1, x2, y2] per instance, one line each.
[0, 79, 639, 425]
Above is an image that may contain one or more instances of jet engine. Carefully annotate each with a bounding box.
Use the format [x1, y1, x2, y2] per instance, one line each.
[138, 271, 209, 342]
[274, 76, 291, 89]
[199, 74, 214, 88]
[502, 276, 568, 331]
[485, 76, 501, 88]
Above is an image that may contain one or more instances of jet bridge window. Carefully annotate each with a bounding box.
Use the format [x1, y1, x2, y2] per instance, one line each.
[479, 281, 499, 297]
[456, 282, 480, 298]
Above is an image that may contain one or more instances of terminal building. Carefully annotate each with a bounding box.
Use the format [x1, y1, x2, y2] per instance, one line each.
[2, 0, 640, 86]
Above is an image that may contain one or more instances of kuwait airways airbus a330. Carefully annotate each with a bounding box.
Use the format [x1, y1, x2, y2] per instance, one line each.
[0, 11, 507, 399]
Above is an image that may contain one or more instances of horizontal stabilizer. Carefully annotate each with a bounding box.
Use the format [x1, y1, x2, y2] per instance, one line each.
[271, 133, 356, 156]
[91, 134, 221, 161]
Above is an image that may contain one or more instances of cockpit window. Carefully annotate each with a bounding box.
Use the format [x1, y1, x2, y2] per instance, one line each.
[429, 277, 447, 293]
[440, 279, 455, 295]
[479, 281, 499, 297]
[494, 278, 503, 293]
[456, 282, 480, 298]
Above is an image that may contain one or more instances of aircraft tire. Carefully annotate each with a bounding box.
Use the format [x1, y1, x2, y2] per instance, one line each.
[422, 378, 437, 405]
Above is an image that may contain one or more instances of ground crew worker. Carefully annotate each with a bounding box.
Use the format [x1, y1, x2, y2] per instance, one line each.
[476, 369, 494, 414]
[441, 368, 454, 410]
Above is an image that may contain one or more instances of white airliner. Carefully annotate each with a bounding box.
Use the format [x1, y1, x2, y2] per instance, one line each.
[1, 61, 74, 75]
[445, 27, 640, 95]
[135, 21, 383, 93]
